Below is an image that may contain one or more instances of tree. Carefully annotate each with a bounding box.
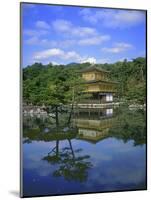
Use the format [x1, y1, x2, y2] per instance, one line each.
[23, 57, 146, 114]
[43, 139, 92, 182]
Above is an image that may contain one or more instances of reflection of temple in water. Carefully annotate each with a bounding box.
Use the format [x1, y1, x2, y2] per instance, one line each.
[23, 107, 117, 144]
[74, 108, 116, 143]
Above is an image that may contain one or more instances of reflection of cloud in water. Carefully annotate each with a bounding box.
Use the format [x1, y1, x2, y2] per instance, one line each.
[24, 139, 86, 177]
[23, 132, 146, 191]
[22, 109, 146, 194]
[73, 137, 145, 156]
[70, 137, 146, 190]
[85, 163, 146, 190]
[24, 152, 55, 177]
[23, 141, 59, 177]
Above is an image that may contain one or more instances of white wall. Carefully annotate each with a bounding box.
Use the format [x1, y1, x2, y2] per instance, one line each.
[106, 94, 113, 102]
[106, 108, 113, 116]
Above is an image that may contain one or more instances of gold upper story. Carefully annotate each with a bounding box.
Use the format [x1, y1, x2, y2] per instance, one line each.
[79, 65, 117, 93]
[80, 65, 110, 82]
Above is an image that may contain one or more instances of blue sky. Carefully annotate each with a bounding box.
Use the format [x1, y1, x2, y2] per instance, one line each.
[22, 3, 146, 67]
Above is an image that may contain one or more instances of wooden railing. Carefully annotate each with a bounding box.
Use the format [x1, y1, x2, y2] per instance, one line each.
[78, 99, 101, 104]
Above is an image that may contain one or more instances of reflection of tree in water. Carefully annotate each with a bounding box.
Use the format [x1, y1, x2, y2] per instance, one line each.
[42, 139, 92, 182]
[109, 108, 146, 146]
[23, 118, 92, 182]
[23, 107, 146, 186]
[23, 115, 55, 133]
[23, 113, 77, 144]
[23, 107, 146, 147]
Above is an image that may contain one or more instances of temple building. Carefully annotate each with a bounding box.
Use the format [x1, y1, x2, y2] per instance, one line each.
[79, 65, 118, 104]
[74, 108, 116, 143]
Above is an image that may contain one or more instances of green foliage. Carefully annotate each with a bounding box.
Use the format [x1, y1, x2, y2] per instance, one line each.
[109, 108, 146, 146]
[23, 57, 146, 106]
[100, 57, 146, 104]
[23, 63, 86, 106]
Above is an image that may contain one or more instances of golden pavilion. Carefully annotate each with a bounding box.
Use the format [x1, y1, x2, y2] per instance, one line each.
[80, 65, 117, 104]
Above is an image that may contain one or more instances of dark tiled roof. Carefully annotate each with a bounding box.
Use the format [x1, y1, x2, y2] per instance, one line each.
[82, 79, 118, 84]
[76, 135, 108, 144]
[79, 65, 110, 73]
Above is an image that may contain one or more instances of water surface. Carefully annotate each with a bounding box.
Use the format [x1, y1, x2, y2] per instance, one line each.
[22, 107, 146, 197]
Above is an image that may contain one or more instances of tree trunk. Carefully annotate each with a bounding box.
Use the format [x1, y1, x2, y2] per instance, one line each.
[55, 106, 59, 127]
[67, 103, 74, 125]
[68, 139, 75, 160]
[56, 140, 59, 156]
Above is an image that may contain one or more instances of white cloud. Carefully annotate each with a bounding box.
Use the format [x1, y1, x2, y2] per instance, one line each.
[24, 29, 48, 37]
[26, 35, 110, 47]
[64, 51, 81, 60]
[80, 57, 109, 64]
[52, 19, 98, 37]
[24, 21, 50, 46]
[33, 48, 82, 62]
[25, 36, 39, 45]
[25, 37, 57, 46]
[25, 20, 110, 48]
[102, 42, 133, 53]
[52, 19, 71, 32]
[49, 39, 76, 48]
[72, 27, 97, 37]
[26, 36, 110, 47]
[79, 8, 145, 28]
[33, 48, 64, 60]
[78, 35, 110, 46]
[35, 20, 50, 29]
[80, 57, 96, 64]
[32, 48, 111, 65]
[51, 61, 59, 65]
[97, 58, 110, 64]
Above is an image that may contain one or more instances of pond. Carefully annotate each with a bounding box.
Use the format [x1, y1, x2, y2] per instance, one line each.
[22, 107, 147, 197]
